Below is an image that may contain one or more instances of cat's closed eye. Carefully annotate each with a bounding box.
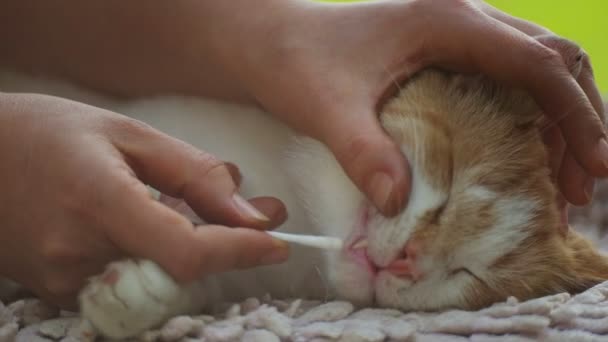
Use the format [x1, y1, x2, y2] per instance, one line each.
[429, 202, 448, 225]
[448, 267, 484, 284]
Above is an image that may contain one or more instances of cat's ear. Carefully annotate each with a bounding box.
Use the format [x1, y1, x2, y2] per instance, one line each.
[510, 90, 543, 129]
[559, 231, 608, 293]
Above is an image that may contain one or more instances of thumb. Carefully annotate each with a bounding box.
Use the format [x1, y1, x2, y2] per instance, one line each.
[319, 110, 411, 217]
[108, 118, 285, 229]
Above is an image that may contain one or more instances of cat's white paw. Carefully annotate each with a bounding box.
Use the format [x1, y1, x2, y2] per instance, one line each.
[79, 259, 197, 339]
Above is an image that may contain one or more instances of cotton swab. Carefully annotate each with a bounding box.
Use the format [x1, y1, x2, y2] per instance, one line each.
[268, 231, 344, 250]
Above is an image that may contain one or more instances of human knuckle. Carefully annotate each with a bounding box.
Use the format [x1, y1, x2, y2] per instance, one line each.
[338, 134, 381, 167]
[62, 173, 108, 223]
[581, 51, 593, 70]
[531, 44, 565, 69]
[107, 116, 154, 137]
[40, 239, 78, 264]
[191, 149, 222, 174]
[162, 211, 192, 233]
[445, 0, 474, 8]
[191, 153, 233, 185]
[84, 167, 146, 214]
[118, 174, 151, 200]
[440, 0, 478, 15]
[413, 0, 470, 11]
[407, 0, 429, 15]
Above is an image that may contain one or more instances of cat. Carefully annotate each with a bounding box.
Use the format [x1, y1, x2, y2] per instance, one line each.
[0, 37, 607, 340]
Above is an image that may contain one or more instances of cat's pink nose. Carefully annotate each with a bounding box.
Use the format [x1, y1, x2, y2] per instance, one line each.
[384, 240, 423, 280]
[385, 259, 422, 280]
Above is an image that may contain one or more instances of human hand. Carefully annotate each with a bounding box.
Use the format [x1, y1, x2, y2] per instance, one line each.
[0, 93, 288, 308]
[223, 0, 605, 216]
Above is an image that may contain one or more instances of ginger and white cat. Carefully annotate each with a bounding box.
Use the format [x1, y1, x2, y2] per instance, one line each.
[1, 39, 607, 339]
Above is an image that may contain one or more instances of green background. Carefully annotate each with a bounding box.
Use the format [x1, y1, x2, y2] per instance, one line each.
[321, 0, 608, 93]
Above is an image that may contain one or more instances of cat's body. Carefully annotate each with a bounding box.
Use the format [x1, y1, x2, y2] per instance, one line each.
[1, 65, 607, 339]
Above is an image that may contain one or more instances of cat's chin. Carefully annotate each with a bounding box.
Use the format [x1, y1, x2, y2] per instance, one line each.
[330, 256, 375, 306]
[326, 202, 379, 306]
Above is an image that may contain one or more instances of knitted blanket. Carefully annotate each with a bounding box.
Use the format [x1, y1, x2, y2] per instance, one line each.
[3, 282, 608, 341]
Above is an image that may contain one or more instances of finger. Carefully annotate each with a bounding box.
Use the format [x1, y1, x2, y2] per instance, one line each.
[99, 168, 203, 279]
[577, 54, 606, 123]
[108, 118, 272, 229]
[159, 195, 287, 228]
[541, 124, 565, 183]
[99, 167, 288, 282]
[475, 1, 551, 36]
[566, 54, 604, 205]
[186, 225, 290, 277]
[532, 38, 604, 200]
[224, 161, 243, 186]
[159, 194, 204, 224]
[458, 8, 606, 176]
[535, 35, 584, 77]
[540, 123, 592, 206]
[558, 51, 605, 205]
[38, 291, 78, 311]
[558, 150, 592, 206]
[14, 269, 76, 309]
[21, 274, 78, 310]
[426, 13, 608, 177]
[529, 37, 603, 139]
[317, 108, 411, 217]
[35, 264, 105, 310]
[476, 4, 584, 78]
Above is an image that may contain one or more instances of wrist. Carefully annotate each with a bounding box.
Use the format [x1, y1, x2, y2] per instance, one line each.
[192, 0, 317, 104]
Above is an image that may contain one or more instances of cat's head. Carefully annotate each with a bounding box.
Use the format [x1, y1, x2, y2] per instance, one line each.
[287, 68, 608, 311]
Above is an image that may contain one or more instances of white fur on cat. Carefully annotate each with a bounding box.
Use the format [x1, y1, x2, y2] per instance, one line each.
[0, 71, 538, 339]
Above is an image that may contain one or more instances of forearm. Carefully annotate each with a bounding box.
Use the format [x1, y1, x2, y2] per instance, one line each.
[0, 0, 306, 101]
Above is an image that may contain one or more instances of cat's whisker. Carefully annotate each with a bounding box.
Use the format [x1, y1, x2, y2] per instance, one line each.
[378, 62, 403, 96]
[314, 265, 331, 303]
[537, 110, 575, 136]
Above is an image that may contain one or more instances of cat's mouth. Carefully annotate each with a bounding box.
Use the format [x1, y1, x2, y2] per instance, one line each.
[344, 203, 377, 274]
[347, 237, 376, 274]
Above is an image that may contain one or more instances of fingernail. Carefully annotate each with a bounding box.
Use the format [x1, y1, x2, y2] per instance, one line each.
[368, 172, 395, 215]
[597, 138, 608, 170]
[260, 238, 289, 264]
[584, 177, 595, 202]
[233, 194, 269, 222]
